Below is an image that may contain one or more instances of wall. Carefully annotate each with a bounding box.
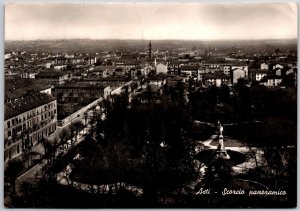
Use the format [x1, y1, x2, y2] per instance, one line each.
[156, 63, 168, 74]
[57, 98, 103, 128]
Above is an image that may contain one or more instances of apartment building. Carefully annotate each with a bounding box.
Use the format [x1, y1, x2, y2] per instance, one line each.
[4, 92, 57, 162]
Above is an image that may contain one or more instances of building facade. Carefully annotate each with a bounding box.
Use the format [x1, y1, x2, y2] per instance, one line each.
[54, 81, 110, 118]
[35, 71, 71, 85]
[4, 92, 57, 162]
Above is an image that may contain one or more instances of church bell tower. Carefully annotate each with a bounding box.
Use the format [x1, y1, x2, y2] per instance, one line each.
[148, 40, 152, 59]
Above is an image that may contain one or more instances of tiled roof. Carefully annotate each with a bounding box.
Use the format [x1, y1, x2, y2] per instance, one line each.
[5, 92, 56, 120]
[35, 70, 68, 77]
[5, 78, 52, 99]
[93, 66, 115, 72]
[55, 81, 105, 89]
[84, 77, 129, 82]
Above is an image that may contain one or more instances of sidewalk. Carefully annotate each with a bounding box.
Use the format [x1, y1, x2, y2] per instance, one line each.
[15, 128, 88, 196]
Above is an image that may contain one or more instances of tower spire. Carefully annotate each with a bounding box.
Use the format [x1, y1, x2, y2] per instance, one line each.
[148, 40, 152, 59]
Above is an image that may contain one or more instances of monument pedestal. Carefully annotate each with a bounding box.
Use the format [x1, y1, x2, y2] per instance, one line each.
[215, 150, 231, 160]
[215, 131, 231, 160]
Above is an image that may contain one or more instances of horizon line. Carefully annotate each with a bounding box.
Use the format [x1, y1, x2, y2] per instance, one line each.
[5, 38, 298, 42]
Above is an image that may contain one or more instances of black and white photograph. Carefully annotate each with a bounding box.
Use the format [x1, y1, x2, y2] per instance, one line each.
[3, 2, 298, 208]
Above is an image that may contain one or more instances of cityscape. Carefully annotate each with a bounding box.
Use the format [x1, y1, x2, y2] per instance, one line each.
[4, 3, 297, 208]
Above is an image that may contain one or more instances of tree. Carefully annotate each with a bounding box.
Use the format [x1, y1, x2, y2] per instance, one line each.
[83, 112, 89, 126]
[261, 118, 296, 177]
[281, 73, 296, 87]
[20, 128, 33, 168]
[41, 137, 59, 164]
[70, 120, 84, 145]
[101, 99, 112, 116]
[136, 70, 142, 78]
[59, 128, 71, 149]
[5, 159, 24, 193]
[197, 159, 234, 192]
[127, 103, 196, 202]
[40, 136, 60, 182]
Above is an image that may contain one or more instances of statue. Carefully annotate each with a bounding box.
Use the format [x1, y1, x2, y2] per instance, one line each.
[219, 124, 223, 136]
[218, 122, 224, 151]
[215, 121, 230, 159]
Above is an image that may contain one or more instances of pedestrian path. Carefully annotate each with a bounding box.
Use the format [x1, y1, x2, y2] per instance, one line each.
[56, 162, 143, 196]
[195, 135, 267, 175]
[15, 128, 88, 196]
[200, 134, 217, 148]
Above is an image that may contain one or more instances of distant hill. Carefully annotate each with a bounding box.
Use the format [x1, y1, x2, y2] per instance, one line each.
[5, 39, 297, 54]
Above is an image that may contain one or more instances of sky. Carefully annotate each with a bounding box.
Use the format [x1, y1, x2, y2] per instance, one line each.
[5, 3, 298, 40]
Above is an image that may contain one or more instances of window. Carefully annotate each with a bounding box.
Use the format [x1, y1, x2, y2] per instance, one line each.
[7, 121, 10, 128]
[16, 125, 22, 133]
[8, 130, 11, 137]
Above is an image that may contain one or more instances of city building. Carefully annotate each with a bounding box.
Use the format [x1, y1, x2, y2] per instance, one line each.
[146, 75, 167, 87]
[19, 69, 39, 79]
[91, 66, 115, 77]
[261, 75, 283, 87]
[114, 59, 141, 73]
[84, 76, 130, 90]
[35, 70, 71, 85]
[53, 81, 110, 118]
[5, 78, 53, 103]
[4, 92, 57, 162]
[249, 69, 268, 81]
[232, 67, 248, 84]
[179, 65, 199, 79]
[168, 61, 180, 75]
[131, 84, 162, 104]
[203, 73, 230, 87]
[155, 60, 168, 74]
[260, 62, 269, 70]
[199, 63, 232, 75]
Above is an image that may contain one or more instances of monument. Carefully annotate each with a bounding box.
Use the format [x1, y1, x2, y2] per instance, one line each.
[215, 121, 230, 159]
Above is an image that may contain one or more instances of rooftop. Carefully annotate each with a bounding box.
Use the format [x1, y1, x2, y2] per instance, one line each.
[55, 81, 106, 89]
[35, 70, 69, 77]
[180, 65, 199, 70]
[249, 69, 269, 74]
[84, 76, 130, 82]
[5, 92, 56, 120]
[93, 65, 115, 72]
[5, 78, 52, 99]
[204, 73, 230, 79]
[115, 59, 141, 65]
